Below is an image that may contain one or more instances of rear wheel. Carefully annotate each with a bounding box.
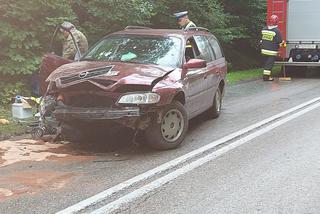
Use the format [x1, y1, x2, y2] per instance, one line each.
[205, 87, 222, 119]
[145, 101, 188, 150]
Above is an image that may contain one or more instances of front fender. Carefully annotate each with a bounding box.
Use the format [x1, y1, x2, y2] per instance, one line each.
[153, 81, 185, 106]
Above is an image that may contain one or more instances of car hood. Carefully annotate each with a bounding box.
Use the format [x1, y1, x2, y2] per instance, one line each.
[46, 61, 176, 89]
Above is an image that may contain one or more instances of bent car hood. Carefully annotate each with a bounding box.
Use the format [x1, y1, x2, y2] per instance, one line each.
[46, 61, 176, 89]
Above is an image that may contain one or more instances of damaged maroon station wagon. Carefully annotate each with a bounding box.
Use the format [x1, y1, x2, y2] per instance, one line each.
[41, 26, 227, 150]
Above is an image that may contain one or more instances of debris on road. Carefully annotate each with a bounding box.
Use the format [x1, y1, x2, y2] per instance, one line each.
[0, 139, 68, 167]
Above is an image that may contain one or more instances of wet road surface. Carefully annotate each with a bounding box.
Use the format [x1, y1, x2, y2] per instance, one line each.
[1, 74, 320, 213]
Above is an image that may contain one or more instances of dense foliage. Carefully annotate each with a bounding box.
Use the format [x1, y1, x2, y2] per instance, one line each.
[0, 0, 266, 76]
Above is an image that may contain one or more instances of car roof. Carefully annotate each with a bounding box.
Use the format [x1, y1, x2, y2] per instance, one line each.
[110, 26, 215, 39]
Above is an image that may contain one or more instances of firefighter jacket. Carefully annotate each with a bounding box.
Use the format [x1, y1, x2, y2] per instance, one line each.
[261, 26, 283, 56]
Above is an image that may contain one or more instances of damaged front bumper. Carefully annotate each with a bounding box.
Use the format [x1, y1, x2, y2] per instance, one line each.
[54, 104, 140, 121]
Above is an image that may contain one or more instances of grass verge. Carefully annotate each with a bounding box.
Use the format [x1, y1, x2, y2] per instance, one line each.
[0, 106, 29, 140]
[227, 66, 282, 84]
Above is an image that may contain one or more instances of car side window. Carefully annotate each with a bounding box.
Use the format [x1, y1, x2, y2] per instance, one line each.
[185, 38, 195, 62]
[193, 35, 214, 62]
[208, 36, 224, 59]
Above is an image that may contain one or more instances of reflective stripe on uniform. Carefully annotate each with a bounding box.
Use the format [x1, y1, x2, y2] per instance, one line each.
[261, 49, 278, 56]
[262, 30, 276, 36]
[262, 30, 276, 41]
[263, 70, 271, 75]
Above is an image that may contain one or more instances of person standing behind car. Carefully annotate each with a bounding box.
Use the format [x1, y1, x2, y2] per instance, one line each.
[60, 21, 88, 60]
[174, 11, 196, 30]
[260, 15, 285, 81]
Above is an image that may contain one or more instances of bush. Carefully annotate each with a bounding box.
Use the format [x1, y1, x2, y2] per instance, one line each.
[0, 0, 76, 75]
[0, 82, 31, 106]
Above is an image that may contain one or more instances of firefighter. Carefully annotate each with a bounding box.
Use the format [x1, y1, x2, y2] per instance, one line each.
[261, 15, 285, 81]
[60, 21, 88, 60]
[174, 11, 196, 30]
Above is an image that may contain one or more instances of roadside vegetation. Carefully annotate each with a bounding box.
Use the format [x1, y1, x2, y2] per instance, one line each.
[227, 66, 282, 84]
[0, 107, 28, 140]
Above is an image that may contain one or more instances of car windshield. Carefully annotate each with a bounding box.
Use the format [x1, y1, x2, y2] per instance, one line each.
[82, 35, 182, 67]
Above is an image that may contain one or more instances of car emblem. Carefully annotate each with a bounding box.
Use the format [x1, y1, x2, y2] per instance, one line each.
[79, 71, 88, 79]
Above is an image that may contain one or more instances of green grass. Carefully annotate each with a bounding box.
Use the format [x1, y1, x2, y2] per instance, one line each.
[227, 66, 282, 84]
[0, 106, 28, 140]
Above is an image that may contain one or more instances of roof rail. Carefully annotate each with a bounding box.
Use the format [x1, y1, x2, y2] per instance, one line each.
[125, 26, 152, 30]
[185, 27, 210, 32]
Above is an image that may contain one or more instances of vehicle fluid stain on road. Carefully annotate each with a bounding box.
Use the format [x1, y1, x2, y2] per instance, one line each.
[0, 170, 75, 200]
[271, 81, 281, 91]
[0, 139, 69, 167]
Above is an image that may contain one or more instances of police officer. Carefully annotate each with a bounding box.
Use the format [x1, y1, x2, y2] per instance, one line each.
[261, 15, 284, 81]
[60, 21, 88, 60]
[174, 11, 196, 30]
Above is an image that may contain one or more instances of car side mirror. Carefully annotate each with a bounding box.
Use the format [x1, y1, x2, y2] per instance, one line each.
[183, 59, 207, 69]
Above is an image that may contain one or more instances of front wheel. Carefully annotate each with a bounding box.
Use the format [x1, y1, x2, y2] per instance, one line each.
[145, 101, 188, 150]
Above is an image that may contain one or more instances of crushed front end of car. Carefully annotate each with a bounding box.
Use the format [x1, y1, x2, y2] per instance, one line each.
[44, 59, 178, 133]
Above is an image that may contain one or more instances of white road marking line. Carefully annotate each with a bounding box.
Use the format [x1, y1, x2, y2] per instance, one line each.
[91, 100, 320, 214]
[56, 97, 320, 214]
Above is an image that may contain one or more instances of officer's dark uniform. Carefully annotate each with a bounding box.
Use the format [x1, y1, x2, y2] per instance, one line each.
[261, 26, 283, 81]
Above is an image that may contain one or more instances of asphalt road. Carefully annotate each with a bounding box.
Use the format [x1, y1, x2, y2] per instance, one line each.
[1, 74, 320, 214]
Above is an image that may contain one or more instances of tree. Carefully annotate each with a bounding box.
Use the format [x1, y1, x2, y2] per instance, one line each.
[0, 0, 76, 75]
[72, 0, 154, 44]
[0, 0, 267, 76]
[150, 0, 247, 43]
[219, 0, 267, 69]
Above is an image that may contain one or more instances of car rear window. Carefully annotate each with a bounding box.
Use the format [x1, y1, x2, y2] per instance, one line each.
[208, 36, 224, 59]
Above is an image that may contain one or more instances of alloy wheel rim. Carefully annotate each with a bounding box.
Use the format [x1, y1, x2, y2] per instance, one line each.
[161, 109, 184, 143]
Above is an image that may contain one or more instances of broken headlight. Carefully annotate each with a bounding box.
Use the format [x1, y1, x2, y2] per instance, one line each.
[117, 93, 160, 105]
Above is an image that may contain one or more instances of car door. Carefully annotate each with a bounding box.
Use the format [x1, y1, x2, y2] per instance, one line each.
[39, 54, 72, 95]
[39, 27, 74, 95]
[183, 37, 209, 117]
[193, 35, 220, 111]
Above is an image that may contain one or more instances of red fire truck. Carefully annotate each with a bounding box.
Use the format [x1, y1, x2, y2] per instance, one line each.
[268, 0, 320, 68]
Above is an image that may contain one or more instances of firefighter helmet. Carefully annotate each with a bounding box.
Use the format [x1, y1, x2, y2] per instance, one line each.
[269, 15, 279, 26]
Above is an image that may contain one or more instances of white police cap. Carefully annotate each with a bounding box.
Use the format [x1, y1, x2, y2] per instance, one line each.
[174, 11, 188, 19]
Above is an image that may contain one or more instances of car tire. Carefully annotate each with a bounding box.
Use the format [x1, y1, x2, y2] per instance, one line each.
[145, 101, 188, 150]
[205, 87, 222, 119]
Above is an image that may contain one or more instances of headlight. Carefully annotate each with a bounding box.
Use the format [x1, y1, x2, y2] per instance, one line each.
[117, 93, 160, 104]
